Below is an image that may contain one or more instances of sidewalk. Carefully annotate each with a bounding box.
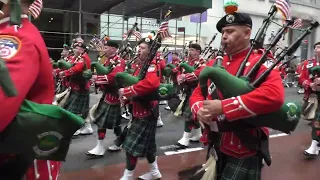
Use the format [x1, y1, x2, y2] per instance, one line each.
[59, 132, 319, 180]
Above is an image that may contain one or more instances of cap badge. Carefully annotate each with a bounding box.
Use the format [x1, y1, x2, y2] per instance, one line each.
[226, 14, 235, 23]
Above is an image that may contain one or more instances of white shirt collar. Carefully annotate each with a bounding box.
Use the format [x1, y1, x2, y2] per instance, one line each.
[0, 14, 29, 25]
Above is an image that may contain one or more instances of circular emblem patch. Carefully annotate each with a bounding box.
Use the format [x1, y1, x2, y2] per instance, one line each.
[33, 131, 63, 156]
[0, 35, 21, 60]
[286, 102, 298, 121]
[158, 87, 168, 97]
[226, 14, 235, 23]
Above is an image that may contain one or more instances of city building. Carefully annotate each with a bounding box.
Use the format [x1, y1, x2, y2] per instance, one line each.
[39, 0, 320, 61]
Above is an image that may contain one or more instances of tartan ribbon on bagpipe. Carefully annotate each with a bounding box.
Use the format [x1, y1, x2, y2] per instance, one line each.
[29, 0, 43, 19]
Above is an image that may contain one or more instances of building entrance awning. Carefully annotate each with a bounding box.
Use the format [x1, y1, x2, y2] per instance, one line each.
[44, 0, 212, 19]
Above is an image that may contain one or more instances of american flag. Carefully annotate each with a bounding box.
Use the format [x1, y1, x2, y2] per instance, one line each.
[291, 18, 303, 28]
[29, 0, 43, 19]
[274, 0, 291, 20]
[123, 29, 142, 40]
[90, 36, 104, 51]
[158, 21, 171, 39]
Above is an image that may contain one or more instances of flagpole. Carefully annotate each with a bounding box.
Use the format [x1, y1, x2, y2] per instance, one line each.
[199, 12, 202, 44]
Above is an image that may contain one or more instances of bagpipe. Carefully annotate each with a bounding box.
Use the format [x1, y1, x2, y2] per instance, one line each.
[0, 57, 84, 162]
[200, 33, 218, 60]
[300, 59, 320, 120]
[114, 9, 174, 101]
[0, 58, 17, 97]
[199, 13, 319, 134]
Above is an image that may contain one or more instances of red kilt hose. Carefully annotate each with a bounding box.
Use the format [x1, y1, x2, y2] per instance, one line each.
[190, 48, 284, 179]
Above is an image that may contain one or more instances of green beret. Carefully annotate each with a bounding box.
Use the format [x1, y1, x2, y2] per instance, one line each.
[189, 43, 202, 52]
[105, 40, 119, 49]
[216, 12, 252, 33]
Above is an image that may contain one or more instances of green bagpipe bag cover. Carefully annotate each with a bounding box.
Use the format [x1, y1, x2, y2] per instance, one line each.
[58, 60, 72, 70]
[91, 62, 113, 75]
[115, 72, 174, 100]
[199, 66, 301, 133]
[115, 72, 139, 87]
[179, 62, 195, 73]
[162, 67, 172, 77]
[52, 62, 59, 69]
[0, 100, 85, 161]
[310, 66, 320, 76]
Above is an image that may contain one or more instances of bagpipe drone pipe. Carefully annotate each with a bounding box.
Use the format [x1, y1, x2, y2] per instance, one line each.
[0, 57, 17, 97]
[199, 20, 319, 134]
[114, 8, 174, 101]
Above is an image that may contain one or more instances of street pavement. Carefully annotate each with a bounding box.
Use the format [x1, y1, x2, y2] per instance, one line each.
[61, 87, 309, 172]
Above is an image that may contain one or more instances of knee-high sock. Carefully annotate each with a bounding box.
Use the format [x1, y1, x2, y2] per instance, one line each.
[125, 152, 137, 171]
[114, 126, 122, 137]
[146, 153, 156, 164]
[98, 128, 106, 140]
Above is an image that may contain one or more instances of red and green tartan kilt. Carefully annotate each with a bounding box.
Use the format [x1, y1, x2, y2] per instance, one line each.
[122, 116, 157, 157]
[220, 154, 262, 180]
[63, 91, 89, 118]
[94, 101, 122, 129]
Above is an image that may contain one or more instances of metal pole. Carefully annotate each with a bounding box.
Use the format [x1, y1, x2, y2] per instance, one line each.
[175, 19, 178, 51]
[79, 0, 82, 34]
[122, 3, 126, 41]
[107, 11, 110, 36]
[140, 17, 143, 34]
[199, 13, 202, 43]
[196, 23, 198, 43]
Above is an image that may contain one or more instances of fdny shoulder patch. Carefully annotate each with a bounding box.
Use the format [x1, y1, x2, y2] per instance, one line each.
[0, 35, 21, 60]
[147, 64, 156, 72]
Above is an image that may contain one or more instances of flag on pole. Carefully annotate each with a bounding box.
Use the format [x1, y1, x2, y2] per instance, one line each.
[291, 18, 303, 28]
[29, 0, 43, 19]
[123, 29, 142, 40]
[133, 30, 142, 40]
[274, 0, 291, 20]
[158, 21, 171, 39]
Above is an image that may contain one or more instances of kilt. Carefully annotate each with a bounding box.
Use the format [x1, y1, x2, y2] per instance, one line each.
[182, 97, 192, 121]
[122, 116, 157, 157]
[94, 101, 122, 129]
[220, 155, 262, 180]
[63, 90, 89, 118]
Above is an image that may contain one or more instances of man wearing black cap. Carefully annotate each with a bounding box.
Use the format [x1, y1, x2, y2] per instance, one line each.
[299, 41, 320, 157]
[190, 12, 284, 179]
[58, 37, 92, 136]
[118, 37, 162, 180]
[175, 43, 206, 149]
[86, 40, 126, 156]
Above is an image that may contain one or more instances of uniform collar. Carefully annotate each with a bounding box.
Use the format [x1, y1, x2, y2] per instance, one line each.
[227, 47, 250, 61]
[0, 14, 29, 25]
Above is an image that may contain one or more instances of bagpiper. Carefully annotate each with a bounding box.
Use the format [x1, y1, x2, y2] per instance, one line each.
[190, 12, 284, 180]
[86, 40, 126, 156]
[299, 42, 320, 156]
[0, 0, 61, 179]
[119, 37, 162, 180]
[58, 37, 93, 136]
[175, 43, 206, 148]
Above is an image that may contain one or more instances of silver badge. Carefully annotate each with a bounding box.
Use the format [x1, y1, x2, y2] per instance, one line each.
[208, 82, 216, 95]
[226, 14, 235, 23]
